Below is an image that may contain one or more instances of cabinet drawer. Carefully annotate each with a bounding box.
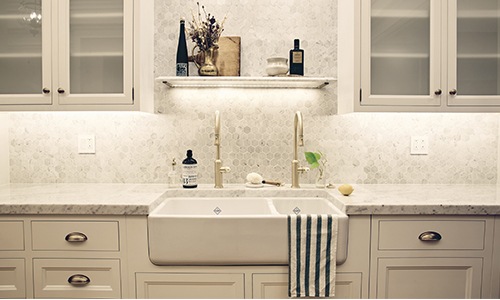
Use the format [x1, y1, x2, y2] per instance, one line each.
[378, 219, 486, 250]
[0, 221, 24, 251]
[31, 221, 119, 251]
[33, 259, 121, 298]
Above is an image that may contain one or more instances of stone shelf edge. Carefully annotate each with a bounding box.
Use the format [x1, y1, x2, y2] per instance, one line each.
[157, 76, 335, 89]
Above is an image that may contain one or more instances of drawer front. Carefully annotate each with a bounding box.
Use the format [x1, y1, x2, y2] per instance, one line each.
[378, 219, 486, 250]
[0, 221, 24, 251]
[31, 221, 119, 251]
[0, 259, 25, 298]
[33, 259, 121, 298]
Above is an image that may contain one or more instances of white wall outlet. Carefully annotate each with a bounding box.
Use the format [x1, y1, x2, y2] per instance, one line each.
[410, 136, 429, 155]
[78, 134, 96, 154]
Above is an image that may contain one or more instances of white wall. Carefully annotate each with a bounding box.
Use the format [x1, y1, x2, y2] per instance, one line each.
[0, 113, 10, 184]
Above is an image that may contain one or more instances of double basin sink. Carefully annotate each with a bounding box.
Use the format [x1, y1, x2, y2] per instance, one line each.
[148, 197, 348, 265]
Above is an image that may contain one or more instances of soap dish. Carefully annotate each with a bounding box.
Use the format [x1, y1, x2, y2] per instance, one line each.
[245, 182, 264, 188]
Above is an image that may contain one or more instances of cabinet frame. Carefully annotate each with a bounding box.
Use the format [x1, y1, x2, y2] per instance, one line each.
[339, 0, 500, 113]
[0, 0, 153, 112]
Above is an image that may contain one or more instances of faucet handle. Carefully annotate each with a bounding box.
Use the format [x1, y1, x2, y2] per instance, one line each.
[220, 166, 231, 173]
[298, 166, 309, 174]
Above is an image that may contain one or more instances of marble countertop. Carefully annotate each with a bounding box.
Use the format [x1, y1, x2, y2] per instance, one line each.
[0, 183, 499, 216]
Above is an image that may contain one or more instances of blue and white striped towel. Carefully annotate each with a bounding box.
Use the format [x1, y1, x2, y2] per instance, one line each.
[288, 214, 338, 298]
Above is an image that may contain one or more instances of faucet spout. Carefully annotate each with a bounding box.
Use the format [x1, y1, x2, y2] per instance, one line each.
[292, 111, 307, 188]
[214, 110, 230, 188]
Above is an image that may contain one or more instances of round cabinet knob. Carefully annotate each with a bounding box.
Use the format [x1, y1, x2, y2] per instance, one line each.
[418, 231, 442, 242]
[42, 88, 50, 94]
[434, 89, 442, 96]
[57, 88, 65, 94]
[68, 274, 91, 286]
[65, 232, 88, 243]
[449, 89, 457, 96]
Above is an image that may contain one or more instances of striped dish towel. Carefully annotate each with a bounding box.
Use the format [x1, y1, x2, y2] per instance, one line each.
[288, 214, 338, 298]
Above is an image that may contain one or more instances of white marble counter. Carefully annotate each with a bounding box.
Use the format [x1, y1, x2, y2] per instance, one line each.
[0, 183, 499, 215]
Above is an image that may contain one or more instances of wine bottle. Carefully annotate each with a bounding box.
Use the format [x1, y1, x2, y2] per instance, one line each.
[176, 18, 189, 76]
[289, 39, 304, 76]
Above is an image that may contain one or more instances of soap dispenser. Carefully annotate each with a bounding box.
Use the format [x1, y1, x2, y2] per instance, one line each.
[168, 158, 179, 188]
[182, 150, 198, 188]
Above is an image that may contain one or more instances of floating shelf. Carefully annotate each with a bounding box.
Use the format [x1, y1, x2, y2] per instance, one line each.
[157, 76, 334, 89]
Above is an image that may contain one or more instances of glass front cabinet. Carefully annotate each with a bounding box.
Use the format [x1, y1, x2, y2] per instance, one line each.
[0, 0, 153, 111]
[353, 0, 500, 112]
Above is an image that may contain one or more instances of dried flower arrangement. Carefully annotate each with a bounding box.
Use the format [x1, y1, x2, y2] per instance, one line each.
[187, 2, 226, 52]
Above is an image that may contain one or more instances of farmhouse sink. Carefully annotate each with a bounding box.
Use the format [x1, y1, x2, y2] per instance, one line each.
[148, 197, 348, 265]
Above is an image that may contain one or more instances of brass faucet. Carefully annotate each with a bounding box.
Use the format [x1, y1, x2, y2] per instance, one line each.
[291, 111, 309, 188]
[214, 110, 230, 188]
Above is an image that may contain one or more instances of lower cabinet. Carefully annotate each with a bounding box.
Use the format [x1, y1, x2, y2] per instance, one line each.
[375, 257, 483, 298]
[135, 273, 245, 299]
[370, 216, 495, 299]
[135, 271, 362, 299]
[0, 259, 25, 299]
[252, 272, 362, 299]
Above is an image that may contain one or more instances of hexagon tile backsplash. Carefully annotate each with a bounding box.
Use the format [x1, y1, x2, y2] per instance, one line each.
[8, 108, 499, 185]
[5, 0, 500, 184]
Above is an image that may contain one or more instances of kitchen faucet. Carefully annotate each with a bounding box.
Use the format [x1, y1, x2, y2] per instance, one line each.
[291, 111, 309, 188]
[214, 110, 230, 188]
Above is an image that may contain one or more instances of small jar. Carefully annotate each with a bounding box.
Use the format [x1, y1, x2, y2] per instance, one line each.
[266, 57, 288, 76]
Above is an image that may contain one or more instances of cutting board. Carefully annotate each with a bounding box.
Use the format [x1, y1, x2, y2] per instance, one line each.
[216, 36, 241, 76]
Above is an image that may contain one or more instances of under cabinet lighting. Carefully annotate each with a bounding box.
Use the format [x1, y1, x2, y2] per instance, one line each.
[157, 76, 334, 89]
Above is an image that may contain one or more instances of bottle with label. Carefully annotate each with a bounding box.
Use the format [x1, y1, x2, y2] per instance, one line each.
[176, 18, 189, 76]
[182, 150, 197, 188]
[289, 39, 304, 76]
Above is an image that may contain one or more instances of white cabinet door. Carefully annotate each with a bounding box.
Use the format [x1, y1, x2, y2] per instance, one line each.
[135, 273, 245, 299]
[447, 0, 500, 106]
[360, 0, 442, 107]
[0, 0, 52, 105]
[375, 257, 483, 298]
[0, 0, 149, 111]
[0, 259, 25, 299]
[251, 273, 362, 299]
[56, 0, 134, 106]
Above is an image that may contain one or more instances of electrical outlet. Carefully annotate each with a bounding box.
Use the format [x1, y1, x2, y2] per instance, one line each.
[410, 136, 428, 155]
[78, 134, 96, 154]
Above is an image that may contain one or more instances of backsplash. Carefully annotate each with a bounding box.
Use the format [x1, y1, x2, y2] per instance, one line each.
[5, 0, 500, 185]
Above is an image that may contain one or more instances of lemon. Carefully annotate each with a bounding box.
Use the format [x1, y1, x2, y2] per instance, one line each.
[338, 184, 354, 196]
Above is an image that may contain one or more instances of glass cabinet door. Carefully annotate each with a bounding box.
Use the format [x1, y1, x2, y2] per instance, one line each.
[448, 0, 500, 106]
[360, 0, 442, 106]
[57, 0, 133, 105]
[0, 0, 52, 105]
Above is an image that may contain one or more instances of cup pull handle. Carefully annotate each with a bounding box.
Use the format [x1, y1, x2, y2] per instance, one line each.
[418, 231, 442, 242]
[65, 232, 88, 243]
[68, 274, 90, 286]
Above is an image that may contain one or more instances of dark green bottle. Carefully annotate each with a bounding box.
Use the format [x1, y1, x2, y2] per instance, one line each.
[182, 150, 197, 188]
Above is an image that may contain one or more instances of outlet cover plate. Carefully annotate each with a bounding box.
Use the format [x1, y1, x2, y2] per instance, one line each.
[78, 134, 96, 154]
[410, 136, 428, 155]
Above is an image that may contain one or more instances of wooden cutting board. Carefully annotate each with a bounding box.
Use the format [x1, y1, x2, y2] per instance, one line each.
[216, 36, 241, 76]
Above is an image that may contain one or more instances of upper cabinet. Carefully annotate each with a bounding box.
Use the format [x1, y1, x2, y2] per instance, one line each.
[0, 0, 153, 112]
[338, 0, 500, 112]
